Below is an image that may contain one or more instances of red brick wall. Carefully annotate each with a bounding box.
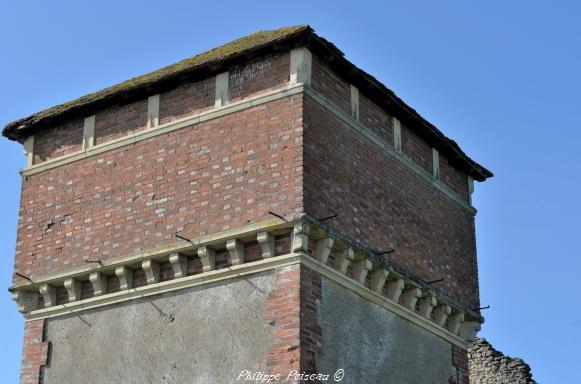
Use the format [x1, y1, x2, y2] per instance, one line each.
[401, 122, 433, 174]
[159, 77, 215, 124]
[20, 319, 49, 384]
[228, 52, 290, 102]
[303, 96, 479, 308]
[311, 55, 350, 113]
[440, 155, 469, 200]
[33, 118, 84, 163]
[15, 94, 304, 280]
[266, 264, 321, 382]
[94, 99, 148, 145]
[359, 93, 394, 145]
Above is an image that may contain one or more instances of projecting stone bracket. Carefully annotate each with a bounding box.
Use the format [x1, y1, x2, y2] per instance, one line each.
[115, 266, 133, 290]
[197, 246, 215, 272]
[314, 238, 334, 264]
[402, 287, 422, 310]
[169, 253, 187, 278]
[433, 303, 452, 327]
[142, 260, 160, 284]
[418, 292, 438, 319]
[352, 259, 372, 284]
[257, 232, 275, 258]
[369, 268, 389, 293]
[335, 248, 354, 274]
[226, 239, 245, 266]
[90, 272, 107, 296]
[386, 278, 405, 302]
[64, 278, 81, 302]
[39, 284, 56, 308]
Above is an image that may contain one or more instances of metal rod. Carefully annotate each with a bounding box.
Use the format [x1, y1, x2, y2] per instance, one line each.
[15, 272, 33, 283]
[319, 213, 338, 222]
[268, 211, 287, 222]
[376, 249, 395, 256]
[175, 233, 196, 246]
[476, 305, 490, 311]
[85, 259, 104, 267]
[426, 278, 445, 285]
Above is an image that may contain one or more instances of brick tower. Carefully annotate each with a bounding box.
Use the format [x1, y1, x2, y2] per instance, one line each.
[4, 26, 492, 384]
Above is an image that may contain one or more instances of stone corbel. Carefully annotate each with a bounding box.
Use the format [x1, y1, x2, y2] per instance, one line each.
[369, 268, 389, 293]
[418, 291, 438, 319]
[226, 239, 245, 266]
[335, 248, 354, 274]
[433, 303, 452, 327]
[39, 284, 56, 308]
[448, 312, 465, 335]
[197, 246, 216, 272]
[142, 260, 160, 284]
[169, 253, 187, 278]
[386, 278, 405, 302]
[257, 232, 275, 259]
[401, 287, 422, 310]
[90, 272, 108, 296]
[352, 259, 372, 284]
[115, 266, 133, 290]
[314, 238, 334, 264]
[64, 278, 81, 302]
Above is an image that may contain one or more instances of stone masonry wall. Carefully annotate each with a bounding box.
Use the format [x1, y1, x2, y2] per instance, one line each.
[468, 339, 536, 384]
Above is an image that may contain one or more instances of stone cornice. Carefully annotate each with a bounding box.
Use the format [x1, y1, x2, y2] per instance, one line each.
[11, 215, 481, 348]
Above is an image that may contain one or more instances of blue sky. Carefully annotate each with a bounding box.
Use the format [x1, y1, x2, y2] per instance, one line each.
[0, 1, 579, 382]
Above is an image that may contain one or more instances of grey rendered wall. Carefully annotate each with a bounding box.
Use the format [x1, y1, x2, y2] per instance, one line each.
[42, 272, 275, 384]
[317, 277, 454, 384]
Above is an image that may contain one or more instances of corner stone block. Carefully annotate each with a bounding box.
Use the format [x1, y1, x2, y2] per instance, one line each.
[226, 239, 245, 265]
[39, 284, 56, 308]
[257, 232, 275, 258]
[335, 248, 354, 274]
[12, 291, 38, 313]
[459, 321, 481, 342]
[291, 221, 310, 253]
[89, 272, 108, 296]
[197, 246, 216, 272]
[114, 266, 133, 290]
[64, 278, 81, 302]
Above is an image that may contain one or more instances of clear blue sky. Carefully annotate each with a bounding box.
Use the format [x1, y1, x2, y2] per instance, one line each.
[0, 1, 579, 382]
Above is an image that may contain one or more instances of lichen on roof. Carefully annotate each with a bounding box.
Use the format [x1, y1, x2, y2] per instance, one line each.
[2, 25, 310, 140]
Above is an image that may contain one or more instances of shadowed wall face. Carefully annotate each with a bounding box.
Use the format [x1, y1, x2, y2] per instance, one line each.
[316, 277, 455, 384]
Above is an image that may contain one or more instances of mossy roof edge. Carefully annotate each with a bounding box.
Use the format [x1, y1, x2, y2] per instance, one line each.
[2, 25, 492, 180]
